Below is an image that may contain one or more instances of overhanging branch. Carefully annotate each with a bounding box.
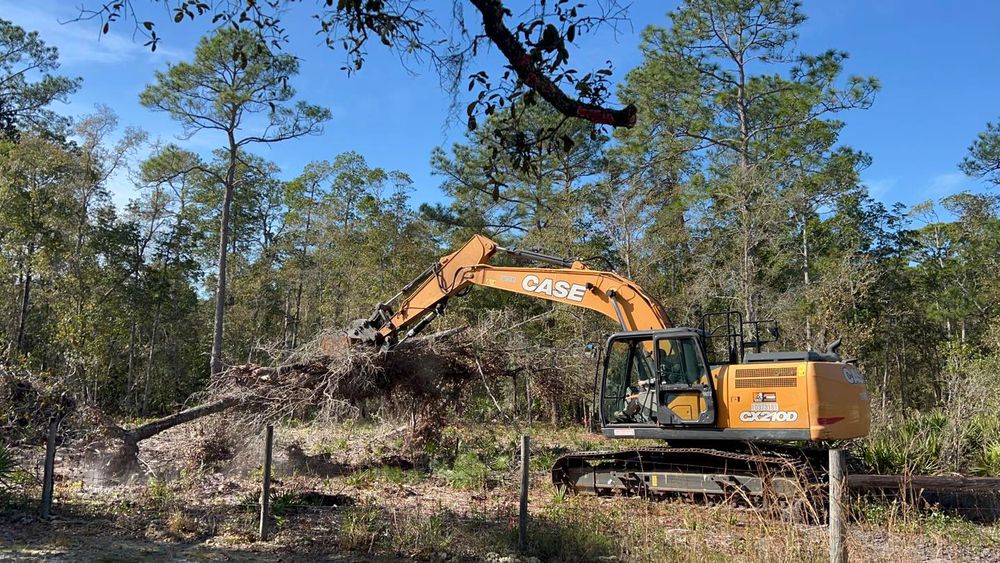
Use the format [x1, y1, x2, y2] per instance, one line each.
[469, 0, 637, 128]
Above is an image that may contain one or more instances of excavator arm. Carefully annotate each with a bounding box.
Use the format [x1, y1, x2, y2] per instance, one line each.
[348, 234, 671, 348]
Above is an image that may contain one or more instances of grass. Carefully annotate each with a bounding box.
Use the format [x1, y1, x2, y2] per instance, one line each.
[314, 437, 350, 456]
[165, 510, 200, 540]
[852, 496, 1000, 551]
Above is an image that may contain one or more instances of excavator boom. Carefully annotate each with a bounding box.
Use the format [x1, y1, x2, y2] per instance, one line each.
[348, 234, 671, 347]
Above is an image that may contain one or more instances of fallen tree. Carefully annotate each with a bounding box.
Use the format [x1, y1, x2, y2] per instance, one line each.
[121, 397, 240, 456]
[82, 324, 517, 479]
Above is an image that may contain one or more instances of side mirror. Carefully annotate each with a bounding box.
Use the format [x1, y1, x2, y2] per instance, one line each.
[769, 325, 781, 340]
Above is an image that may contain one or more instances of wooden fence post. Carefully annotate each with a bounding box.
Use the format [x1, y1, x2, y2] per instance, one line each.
[259, 424, 274, 541]
[829, 448, 847, 563]
[39, 416, 59, 519]
[519, 434, 529, 552]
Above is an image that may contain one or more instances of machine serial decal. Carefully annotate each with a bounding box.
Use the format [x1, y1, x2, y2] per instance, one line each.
[739, 410, 799, 422]
[521, 275, 588, 302]
[843, 366, 865, 384]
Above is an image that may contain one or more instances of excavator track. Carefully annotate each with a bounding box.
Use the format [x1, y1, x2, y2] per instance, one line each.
[551, 444, 829, 512]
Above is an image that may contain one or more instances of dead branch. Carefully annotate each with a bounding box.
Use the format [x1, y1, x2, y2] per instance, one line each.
[470, 0, 637, 128]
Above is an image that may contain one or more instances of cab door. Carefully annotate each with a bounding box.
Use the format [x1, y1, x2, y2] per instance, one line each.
[654, 336, 716, 425]
[600, 337, 657, 425]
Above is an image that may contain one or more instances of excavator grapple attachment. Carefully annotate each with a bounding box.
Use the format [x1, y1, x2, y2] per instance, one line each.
[346, 304, 394, 347]
[346, 318, 380, 345]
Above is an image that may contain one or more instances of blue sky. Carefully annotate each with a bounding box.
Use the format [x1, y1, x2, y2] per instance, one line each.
[2, 0, 997, 212]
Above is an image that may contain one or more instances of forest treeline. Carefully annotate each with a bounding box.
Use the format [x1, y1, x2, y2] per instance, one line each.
[1, 1, 999, 471]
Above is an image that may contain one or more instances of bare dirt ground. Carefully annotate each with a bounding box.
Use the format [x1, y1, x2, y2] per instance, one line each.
[2, 420, 998, 562]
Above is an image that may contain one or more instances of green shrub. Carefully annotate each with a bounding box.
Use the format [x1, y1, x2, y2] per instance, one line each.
[0, 444, 14, 489]
[858, 410, 947, 474]
[146, 478, 172, 507]
[437, 452, 489, 490]
[269, 490, 299, 518]
[859, 406, 1000, 475]
[530, 448, 558, 473]
[975, 441, 1000, 476]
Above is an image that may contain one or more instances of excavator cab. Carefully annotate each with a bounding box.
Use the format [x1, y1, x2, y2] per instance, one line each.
[601, 330, 716, 432]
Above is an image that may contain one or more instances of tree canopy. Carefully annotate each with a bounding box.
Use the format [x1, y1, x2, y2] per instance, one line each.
[0, 18, 80, 139]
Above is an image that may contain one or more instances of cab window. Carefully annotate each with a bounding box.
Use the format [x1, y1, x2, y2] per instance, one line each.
[656, 338, 708, 386]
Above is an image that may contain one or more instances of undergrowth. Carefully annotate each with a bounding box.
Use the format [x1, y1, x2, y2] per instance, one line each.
[858, 410, 1000, 475]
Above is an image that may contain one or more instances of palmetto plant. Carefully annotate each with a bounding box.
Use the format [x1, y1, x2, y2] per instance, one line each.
[0, 444, 15, 490]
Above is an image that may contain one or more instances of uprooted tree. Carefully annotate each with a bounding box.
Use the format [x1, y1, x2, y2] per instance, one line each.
[66, 324, 521, 479]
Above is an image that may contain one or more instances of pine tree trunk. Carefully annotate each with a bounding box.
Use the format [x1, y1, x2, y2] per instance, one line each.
[15, 243, 34, 354]
[290, 186, 314, 350]
[802, 219, 812, 350]
[126, 318, 137, 410]
[142, 305, 161, 417]
[211, 144, 239, 377]
[291, 280, 304, 349]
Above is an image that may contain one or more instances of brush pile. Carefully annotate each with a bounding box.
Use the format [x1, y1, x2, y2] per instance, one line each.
[0, 366, 75, 445]
[209, 325, 517, 445]
[12, 322, 520, 483]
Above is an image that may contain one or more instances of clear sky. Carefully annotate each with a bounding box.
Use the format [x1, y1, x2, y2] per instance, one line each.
[2, 0, 998, 212]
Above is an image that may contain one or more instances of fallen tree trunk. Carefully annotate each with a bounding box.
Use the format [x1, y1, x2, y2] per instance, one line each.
[125, 396, 240, 445]
[82, 396, 243, 480]
[848, 474, 1000, 492]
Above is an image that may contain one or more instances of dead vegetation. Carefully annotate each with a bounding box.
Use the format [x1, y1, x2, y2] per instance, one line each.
[4, 321, 522, 484]
[0, 366, 74, 445]
[209, 325, 515, 448]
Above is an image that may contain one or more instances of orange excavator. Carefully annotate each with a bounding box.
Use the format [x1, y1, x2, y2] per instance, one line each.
[349, 235, 870, 499]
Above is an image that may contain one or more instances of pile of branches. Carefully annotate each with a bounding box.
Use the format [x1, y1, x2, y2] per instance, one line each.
[58, 322, 520, 482]
[0, 366, 75, 446]
[209, 325, 517, 446]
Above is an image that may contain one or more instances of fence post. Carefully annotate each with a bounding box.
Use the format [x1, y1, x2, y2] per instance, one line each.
[39, 416, 59, 519]
[518, 434, 530, 552]
[259, 424, 274, 541]
[829, 448, 847, 563]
